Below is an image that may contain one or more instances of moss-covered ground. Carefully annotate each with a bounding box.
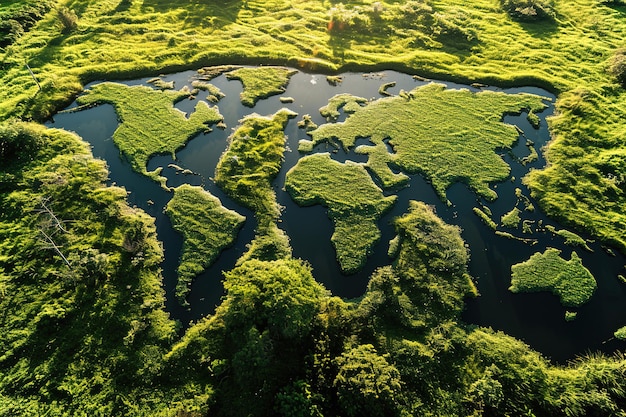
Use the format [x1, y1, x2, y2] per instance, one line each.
[164, 184, 245, 305]
[285, 153, 396, 273]
[510, 248, 597, 308]
[301, 83, 547, 201]
[76, 82, 223, 185]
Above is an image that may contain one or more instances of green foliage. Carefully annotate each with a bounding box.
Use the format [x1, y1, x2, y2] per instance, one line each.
[334, 344, 402, 417]
[615, 326, 626, 340]
[285, 153, 396, 273]
[0, 122, 180, 415]
[225, 66, 297, 107]
[501, 0, 555, 21]
[510, 248, 597, 307]
[501, 207, 522, 228]
[167, 259, 328, 416]
[303, 83, 547, 201]
[215, 108, 295, 262]
[165, 184, 245, 305]
[77, 82, 223, 185]
[57, 7, 78, 34]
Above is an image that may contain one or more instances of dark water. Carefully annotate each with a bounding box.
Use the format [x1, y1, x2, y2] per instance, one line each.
[47, 68, 626, 362]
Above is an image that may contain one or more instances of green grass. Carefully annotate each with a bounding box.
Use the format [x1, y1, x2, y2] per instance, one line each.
[164, 184, 245, 305]
[302, 83, 547, 201]
[285, 153, 396, 273]
[510, 248, 597, 308]
[544, 224, 593, 252]
[501, 207, 522, 229]
[214, 108, 296, 261]
[355, 141, 410, 189]
[76, 82, 223, 185]
[225, 66, 297, 107]
[0, 0, 625, 253]
[473, 206, 497, 230]
[318, 93, 368, 122]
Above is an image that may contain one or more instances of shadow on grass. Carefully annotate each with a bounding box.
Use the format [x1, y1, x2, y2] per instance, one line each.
[516, 17, 559, 38]
[141, 0, 243, 28]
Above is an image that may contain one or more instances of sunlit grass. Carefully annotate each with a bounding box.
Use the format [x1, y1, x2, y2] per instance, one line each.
[214, 108, 296, 261]
[509, 248, 597, 308]
[303, 83, 547, 201]
[225, 66, 297, 107]
[1, 0, 626, 251]
[285, 152, 396, 273]
[165, 184, 245, 305]
[76, 82, 222, 185]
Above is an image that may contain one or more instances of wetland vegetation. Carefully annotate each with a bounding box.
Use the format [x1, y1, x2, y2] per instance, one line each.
[2, 0, 626, 415]
[164, 184, 245, 305]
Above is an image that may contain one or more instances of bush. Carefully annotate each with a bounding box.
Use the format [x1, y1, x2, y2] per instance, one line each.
[608, 49, 626, 87]
[57, 7, 78, 33]
[501, 0, 555, 21]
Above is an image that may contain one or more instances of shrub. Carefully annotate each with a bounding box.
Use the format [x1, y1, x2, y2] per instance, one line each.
[608, 48, 626, 87]
[57, 7, 78, 33]
[501, 0, 555, 21]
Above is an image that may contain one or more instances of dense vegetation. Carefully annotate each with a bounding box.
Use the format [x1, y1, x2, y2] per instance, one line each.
[2, 0, 626, 415]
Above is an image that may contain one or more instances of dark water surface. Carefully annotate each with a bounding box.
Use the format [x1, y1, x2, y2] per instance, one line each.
[47, 68, 626, 362]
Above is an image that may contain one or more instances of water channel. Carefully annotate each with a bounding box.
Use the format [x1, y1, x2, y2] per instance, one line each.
[47, 67, 626, 362]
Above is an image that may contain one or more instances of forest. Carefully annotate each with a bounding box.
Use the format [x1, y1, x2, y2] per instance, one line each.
[2, 0, 626, 416]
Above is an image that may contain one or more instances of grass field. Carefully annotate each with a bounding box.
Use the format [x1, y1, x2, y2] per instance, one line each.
[510, 248, 597, 309]
[0, 0, 626, 252]
[302, 83, 547, 201]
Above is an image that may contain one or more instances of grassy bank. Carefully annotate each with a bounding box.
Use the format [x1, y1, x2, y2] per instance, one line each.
[164, 184, 245, 305]
[285, 153, 396, 273]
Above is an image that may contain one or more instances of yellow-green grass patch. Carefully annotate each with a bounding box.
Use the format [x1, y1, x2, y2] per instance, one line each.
[509, 248, 597, 308]
[76, 82, 223, 186]
[164, 184, 245, 305]
[304, 83, 547, 201]
[285, 153, 396, 274]
[225, 66, 297, 107]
